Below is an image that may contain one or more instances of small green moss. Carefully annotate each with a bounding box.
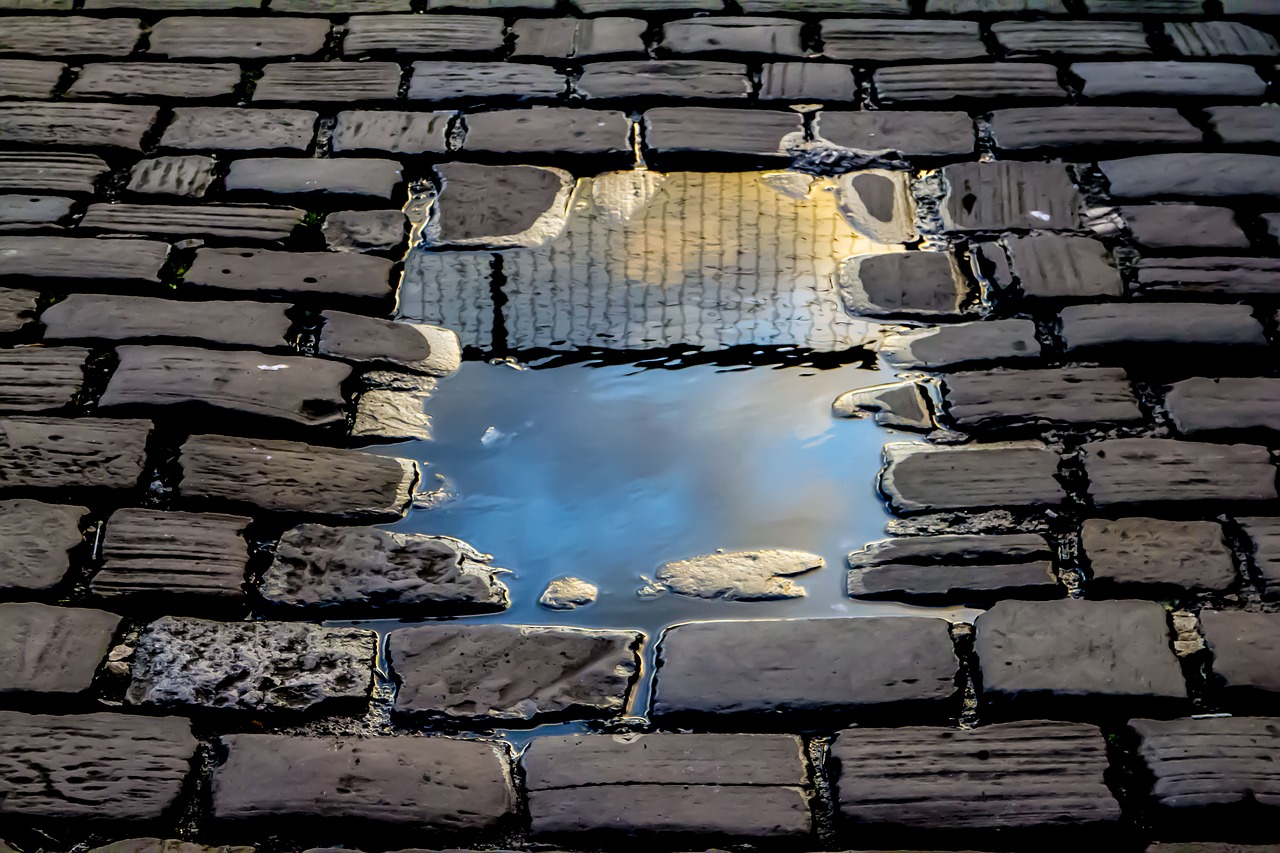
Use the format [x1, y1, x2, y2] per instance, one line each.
[302, 211, 325, 226]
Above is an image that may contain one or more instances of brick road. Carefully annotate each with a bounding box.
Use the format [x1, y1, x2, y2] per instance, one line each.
[1, 0, 1279, 851]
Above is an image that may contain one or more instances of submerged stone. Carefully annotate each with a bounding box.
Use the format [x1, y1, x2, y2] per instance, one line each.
[426, 162, 574, 248]
[832, 382, 932, 431]
[838, 251, 968, 318]
[836, 169, 917, 244]
[641, 549, 823, 601]
[539, 576, 598, 610]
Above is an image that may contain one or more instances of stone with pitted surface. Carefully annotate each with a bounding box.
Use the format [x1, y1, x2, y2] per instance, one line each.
[578, 61, 751, 100]
[0, 417, 151, 491]
[70, 62, 240, 99]
[990, 106, 1200, 150]
[42, 294, 292, 349]
[148, 16, 329, 58]
[643, 549, 822, 601]
[0, 602, 121, 695]
[162, 108, 318, 151]
[333, 110, 451, 153]
[0, 347, 88, 413]
[253, 62, 401, 102]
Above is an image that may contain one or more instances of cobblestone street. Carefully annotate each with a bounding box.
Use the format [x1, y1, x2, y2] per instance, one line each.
[1, 0, 1279, 851]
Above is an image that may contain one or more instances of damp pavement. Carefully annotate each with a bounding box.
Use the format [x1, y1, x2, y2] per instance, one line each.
[1, 2, 1280, 853]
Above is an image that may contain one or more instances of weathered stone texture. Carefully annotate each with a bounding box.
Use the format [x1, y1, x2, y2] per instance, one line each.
[941, 367, 1141, 429]
[990, 106, 1200, 150]
[0, 102, 157, 150]
[226, 158, 402, 199]
[1082, 438, 1277, 506]
[81, 204, 304, 241]
[943, 161, 1082, 231]
[878, 319, 1040, 370]
[643, 107, 802, 157]
[70, 63, 241, 99]
[94, 509, 250, 600]
[1166, 21, 1280, 56]
[149, 16, 329, 58]
[875, 63, 1065, 104]
[1076, 61, 1267, 97]
[1060, 303, 1268, 352]
[0, 602, 121, 695]
[1131, 716, 1280, 815]
[345, 14, 505, 54]
[1082, 518, 1237, 591]
[0, 59, 64, 98]
[185, 248, 393, 299]
[816, 110, 974, 157]
[0, 236, 168, 281]
[760, 62, 856, 101]
[0, 347, 88, 413]
[663, 17, 804, 56]
[408, 61, 566, 101]
[0, 17, 141, 56]
[981, 234, 1123, 299]
[1239, 516, 1280, 599]
[880, 441, 1065, 514]
[511, 17, 646, 59]
[0, 500, 84, 592]
[1165, 377, 1280, 434]
[322, 210, 406, 252]
[0, 152, 109, 195]
[847, 533, 1058, 604]
[0, 417, 151, 491]
[646, 549, 821, 601]
[838, 251, 967, 319]
[162, 108, 318, 150]
[578, 61, 751, 100]
[993, 20, 1151, 54]
[1101, 153, 1280, 198]
[319, 311, 460, 376]
[253, 62, 401, 102]
[825, 19, 984, 61]
[333, 110, 450, 153]
[0, 289, 41, 334]
[1207, 106, 1280, 145]
[1201, 610, 1280, 699]
[462, 108, 632, 155]
[1122, 204, 1248, 249]
[127, 155, 216, 198]
[42, 294, 292, 349]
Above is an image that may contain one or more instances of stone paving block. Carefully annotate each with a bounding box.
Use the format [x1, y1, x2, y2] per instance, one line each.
[1060, 302, 1268, 352]
[976, 599, 1186, 712]
[0, 152, 108, 195]
[178, 434, 417, 518]
[0, 59, 64, 98]
[832, 721, 1120, 830]
[273, 0, 406, 8]
[128, 156, 216, 198]
[1082, 0, 1202, 10]
[0, 0, 70, 6]
[1074, 61, 1266, 98]
[0, 236, 168, 281]
[652, 616, 958, 717]
[253, 62, 401, 102]
[0, 102, 157, 150]
[344, 14, 505, 54]
[1167, 21, 1279, 55]
[881, 441, 1065, 513]
[1131, 716, 1280, 816]
[836, 170, 917, 244]
[0, 711, 196, 820]
[993, 20, 1150, 55]
[837, 251, 967, 318]
[760, 62, 856, 101]
[942, 161, 1082, 231]
[212, 735, 515, 830]
[162, 108, 318, 151]
[42, 294, 292, 349]
[462, 108, 631, 155]
[0, 347, 88, 413]
[1081, 518, 1237, 591]
[1222, 0, 1280, 10]
[0, 194, 71, 230]
[87, 843, 252, 853]
[430, 0, 555, 7]
[87, 0, 257, 6]
[389, 624, 640, 722]
[982, 234, 1123, 299]
[823, 19, 986, 61]
[322, 210, 405, 252]
[81, 204, 304, 241]
[408, 61, 566, 101]
[185, 247, 394, 299]
[0, 17, 141, 56]
[574, 0, 719, 8]
[511, 17, 647, 59]
[333, 110, 450, 153]
[989, 106, 1201, 150]
[1082, 438, 1277, 506]
[815, 110, 974, 157]
[1201, 610, 1280, 700]
[261, 523, 508, 613]
[941, 367, 1141, 429]
[0, 602, 120, 696]
[847, 533, 1058, 604]
[1265, 213, 1280, 241]
[578, 60, 751, 100]
[1166, 377, 1280, 435]
[928, 0, 1065, 8]
[351, 387, 432, 440]
[129, 616, 375, 714]
[319, 310, 460, 376]
[226, 158, 402, 199]
[101, 345, 350, 428]
[428, 161, 572, 248]
[524, 733, 809, 838]
[1101, 153, 1280, 198]
[878, 319, 1040, 370]
[0, 289, 40, 334]
[69, 63, 241, 100]
[0, 417, 150, 491]
[150, 17, 329, 58]
[643, 107, 802, 157]
[1122, 204, 1249, 249]
[874, 63, 1065, 104]
[0, 499, 84, 592]
[662, 17, 804, 56]
[1207, 106, 1280, 144]
[94, 508, 250, 600]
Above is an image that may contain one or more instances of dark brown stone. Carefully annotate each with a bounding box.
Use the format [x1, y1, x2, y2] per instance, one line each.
[1081, 518, 1237, 591]
[1130, 716, 1280, 816]
[70, 63, 241, 99]
[408, 61, 565, 101]
[760, 62, 856, 101]
[0, 152, 108, 194]
[1082, 438, 1277, 506]
[462, 108, 632, 155]
[185, 248, 394, 299]
[1122, 205, 1248, 249]
[0, 102, 156, 150]
[990, 106, 1200, 150]
[662, 17, 804, 56]
[81, 204, 304, 241]
[0, 417, 150, 491]
[0, 499, 84, 592]
[0, 59, 64, 98]
[578, 60, 751, 99]
[875, 63, 1065, 103]
[644, 107, 802, 157]
[42, 294, 292, 349]
[880, 441, 1065, 514]
[0, 711, 196, 819]
[815, 110, 974, 157]
[838, 251, 968, 318]
[149, 16, 329, 58]
[1101, 153, 1280, 198]
[941, 367, 1141, 429]
[0, 347, 87, 413]
[0, 602, 120, 695]
[823, 19, 985, 61]
[252, 62, 401, 102]
[93, 508, 250, 600]
[319, 310, 460, 376]
[333, 110, 451, 153]
[878, 319, 1039, 370]
[1060, 303, 1268, 352]
[344, 14, 505, 54]
[162, 108, 318, 150]
[0, 16, 141, 56]
[848, 533, 1058, 604]
[1165, 377, 1280, 434]
[943, 161, 1081, 231]
[1201, 610, 1280, 699]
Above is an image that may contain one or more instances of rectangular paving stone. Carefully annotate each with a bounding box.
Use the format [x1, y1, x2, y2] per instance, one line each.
[511, 17, 647, 59]
[524, 733, 809, 838]
[838, 251, 968, 319]
[879, 319, 1040, 370]
[128, 155, 215, 198]
[0, 236, 168, 281]
[69, 63, 241, 100]
[0, 602, 120, 696]
[226, 158, 402, 199]
[0, 102, 157, 150]
[833, 721, 1120, 830]
[320, 209, 406, 252]
[0, 347, 88, 413]
[652, 616, 958, 718]
[409, 61, 566, 101]
[1075, 61, 1266, 98]
[976, 599, 1187, 713]
[1206, 106, 1280, 144]
[1131, 716, 1280, 816]
[1082, 438, 1277, 506]
[100, 345, 350, 428]
[1139, 256, 1280, 295]
[760, 62, 856, 102]
[94, 508, 250, 600]
[1081, 518, 1237, 591]
[662, 17, 804, 56]
[574, 0, 720, 9]
[881, 441, 1065, 513]
[578, 60, 751, 99]
[981, 234, 1123, 299]
[1200, 610, 1280, 700]
[0, 417, 151, 491]
[990, 106, 1201, 150]
[41, 294, 291, 349]
[81, 204, 304, 241]
[186, 247, 394, 299]
[213, 734, 515, 830]
[874, 62, 1065, 104]
[941, 367, 1141, 429]
[1082, 0, 1203, 10]
[1122, 204, 1248, 249]
[823, 19, 986, 61]
[162, 107, 318, 151]
[1060, 302, 1268, 352]
[129, 615, 376, 714]
[149, 17, 329, 58]
[86, 0, 258, 6]
[0, 17, 141, 56]
[1165, 377, 1280, 435]
[0, 711, 196, 820]
[643, 107, 802, 157]
[942, 161, 1082, 231]
[253, 62, 401, 102]
[0, 194, 71, 230]
[1101, 153, 1280, 198]
[0, 499, 85, 592]
[994, 20, 1150, 55]
[814, 110, 974, 157]
[389, 624, 640, 722]
[462, 108, 631, 155]
[928, 0, 1065, 9]
[1167, 21, 1279, 55]
[334, 110, 450, 153]
[273, 0, 406, 8]
[0, 289, 40, 335]
[318, 310, 459, 376]
[344, 14, 505, 54]
[0, 0, 71, 6]
[0, 59, 64, 98]
[0, 152, 108, 195]
[1221, 0, 1280, 10]
[178, 433, 417, 518]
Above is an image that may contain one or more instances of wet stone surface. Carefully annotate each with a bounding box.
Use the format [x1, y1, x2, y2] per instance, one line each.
[1081, 518, 1238, 592]
[0, 602, 121, 696]
[641, 549, 823, 601]
[93, 509, 250, 601]
[0, 499, 84, 592]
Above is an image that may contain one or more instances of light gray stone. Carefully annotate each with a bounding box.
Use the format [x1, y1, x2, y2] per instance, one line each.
[640, 549, 822, 601]
[226, 158, 402, 199]
[940, 367, 1142, 429]
[322, 210, 406, 252]
[1082, 518, 1237, 591]
[0, 417, 151, 491]
[162, 107, 318, 151]
[333, 110, 450, 153]
[539, 576, 598, 610]
[1165, 377, 1280, 434]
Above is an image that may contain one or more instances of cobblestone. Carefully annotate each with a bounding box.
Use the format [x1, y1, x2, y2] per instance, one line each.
[70, 62, 241, 100]
[127, 156, 216, 198]
[1082, 438, 1277, 506]
[0, 347, 87, 413]
[41, 294, 292, 349]
[1200, 610, 1280, 701]
[980, 234, 1123, 299]
[1081, 518, 1237, 592]
[880, 441, 1066, 513]
[1131, 716, 1280, 817]
[94, 509, 250, 601]
[0, 500, 84, 592]
[989, 106, 1201, 151]
[148, 17, 329, 59]
[0, 416, 151, 491]
[0, 602, 121, 696]
[1122, 204, 1249, 249]
[940, 367, 1142, 429]
[847, 533, 1058, 604]
[815, 110, 975, 157]
[184, 247, 394, 299]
